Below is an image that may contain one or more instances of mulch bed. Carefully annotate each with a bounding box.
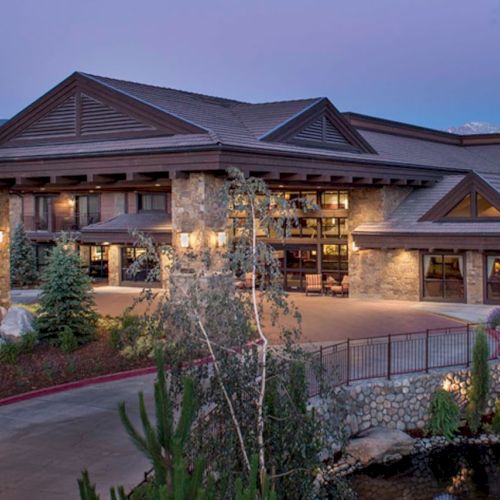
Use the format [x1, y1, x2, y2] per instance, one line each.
[0, 330, 152, 399]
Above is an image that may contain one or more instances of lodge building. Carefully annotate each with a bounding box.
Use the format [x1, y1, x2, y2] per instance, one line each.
[1, 72, 500, 306]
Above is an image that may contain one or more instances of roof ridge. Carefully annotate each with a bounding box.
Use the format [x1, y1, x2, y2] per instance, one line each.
[78, 72, 249, 105]
[230, 96, 323, 107]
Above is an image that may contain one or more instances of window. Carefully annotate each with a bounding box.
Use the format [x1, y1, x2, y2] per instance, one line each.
[76, 194, 100, 228]
[35, 196, 49, 231]
[477, 194, 500, 217]
[321, 218, 347, 238]
[322, 244, 348, 282]
[138, 193, 170, 212]
[486, 255, 500, 303]
[88, 245, 109, 279]
[121, 247, 159, 283]
[446, 194, 471, 218]
[444, 192, 500, 220]
[422, 253, 464, 301]
[320, 191, 349, 209]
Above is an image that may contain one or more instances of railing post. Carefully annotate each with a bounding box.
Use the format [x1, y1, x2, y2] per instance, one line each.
[387, 334, 392, 380]
[346, 339, 350, 385]
[425, 329, 429, 373]
[319, 345, 324, 397]
[466, 324, 471, 367]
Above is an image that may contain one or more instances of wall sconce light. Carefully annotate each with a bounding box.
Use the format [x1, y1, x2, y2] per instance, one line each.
[68, 197, 75, 208]
[0, 230, 4, 243]
[180, 232, 190, 248]
[352, 241, 359, 252]
[216, 231, 227, 247]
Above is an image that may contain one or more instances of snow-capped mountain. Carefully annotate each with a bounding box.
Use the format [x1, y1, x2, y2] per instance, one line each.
[448, 122, 500, 135]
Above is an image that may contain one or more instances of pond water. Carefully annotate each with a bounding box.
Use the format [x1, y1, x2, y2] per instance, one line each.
[349, 444, 500, 499]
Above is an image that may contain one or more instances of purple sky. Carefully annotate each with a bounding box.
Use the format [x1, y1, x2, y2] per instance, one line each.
[1, 0, 500, 130]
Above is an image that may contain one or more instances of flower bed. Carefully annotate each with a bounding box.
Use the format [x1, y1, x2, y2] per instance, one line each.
[0, 329, 153, 399]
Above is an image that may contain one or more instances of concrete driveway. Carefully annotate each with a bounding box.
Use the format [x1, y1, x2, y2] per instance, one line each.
[0, 374, 155, 500]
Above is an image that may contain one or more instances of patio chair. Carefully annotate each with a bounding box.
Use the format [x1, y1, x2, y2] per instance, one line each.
[331, 275, 349, 297]
[305, 274, 322, 296]
[235, 272, 253, 290]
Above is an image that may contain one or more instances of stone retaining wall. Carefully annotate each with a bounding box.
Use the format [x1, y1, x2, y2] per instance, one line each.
[315, 361, 500, 438]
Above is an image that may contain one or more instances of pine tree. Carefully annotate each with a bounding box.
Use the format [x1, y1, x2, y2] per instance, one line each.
[467, 328, 491, 434]
[36, 235, 97, 348]
[10, 223, 37, 287]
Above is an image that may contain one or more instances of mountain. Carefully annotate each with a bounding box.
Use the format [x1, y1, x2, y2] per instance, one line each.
[448, 121, 500, 135]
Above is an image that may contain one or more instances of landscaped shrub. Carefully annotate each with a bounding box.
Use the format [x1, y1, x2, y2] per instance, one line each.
[427, 388, 460, 440]
[35, 236, 98, 348]
[491, 400, 500, 434]
[10, 223, 38, 287]
[107, 314, 143, 352]
[487, 307, 500, 329]
[0, 331, 38, 364]
[467, 328, 491, 434]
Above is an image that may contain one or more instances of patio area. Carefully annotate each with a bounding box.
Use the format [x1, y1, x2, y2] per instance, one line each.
[12, 287, 488, 345]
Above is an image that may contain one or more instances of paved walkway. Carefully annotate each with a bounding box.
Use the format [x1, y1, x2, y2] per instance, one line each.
[0, 374, 155, 500]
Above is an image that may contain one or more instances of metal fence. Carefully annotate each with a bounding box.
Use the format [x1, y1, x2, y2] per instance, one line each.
[307, 324, 500, 397]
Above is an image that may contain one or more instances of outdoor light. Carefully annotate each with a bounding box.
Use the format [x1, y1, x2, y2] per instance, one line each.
[216, 231, 227, 247]
[68, 197, 75, 208]
[0, 230, 4, 243]
[352, 241, 359, 252]
[180, 232, 190, 248]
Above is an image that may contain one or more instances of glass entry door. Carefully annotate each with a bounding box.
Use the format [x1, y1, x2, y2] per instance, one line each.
[486, 255, 500, 303]
[88, 246, 109, 279]
[422, 254, 465, 302]
[282, 245, 318, 291]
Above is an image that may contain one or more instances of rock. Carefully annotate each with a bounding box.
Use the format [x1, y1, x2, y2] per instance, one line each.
[0, 307, 34, 340]
[346, 427, 415, 467]
[0, 306, 7, 321]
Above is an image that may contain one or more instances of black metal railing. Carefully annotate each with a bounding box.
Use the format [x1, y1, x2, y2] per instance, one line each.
[23, 212, 100, 232]
[308, 324, 500, 397]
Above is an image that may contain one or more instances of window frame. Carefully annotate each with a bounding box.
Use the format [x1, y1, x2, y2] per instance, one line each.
[137, 192, 171, 213]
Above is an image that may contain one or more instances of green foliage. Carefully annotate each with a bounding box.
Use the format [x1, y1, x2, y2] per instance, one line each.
[491, 400, 500, 434]
[10, 223, 38, 287]
[427, 388, 460, 440]
[0, 331, 38, 364]
[235, 455, 276, 500]
[35, 235, 98, 348]
[467, 328, 490, 434]
[106, 314, 143, 352]
[60, 326, 79, 353]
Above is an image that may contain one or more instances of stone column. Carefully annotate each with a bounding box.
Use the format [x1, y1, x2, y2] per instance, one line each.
[108, 245, 121, 286]
[0, 190, 11, 308]
[170, 173, 229, 291]
[466, 251, 484, 304]
[348, 186, 418, 300]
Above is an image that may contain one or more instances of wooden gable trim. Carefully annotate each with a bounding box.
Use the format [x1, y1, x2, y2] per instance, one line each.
[419, 172, 500, 221]
[0, 72, 208, 146]
[259, 99, 377, 154]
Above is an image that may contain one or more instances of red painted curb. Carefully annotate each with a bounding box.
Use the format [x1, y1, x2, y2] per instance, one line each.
[0, 340, 262, 407]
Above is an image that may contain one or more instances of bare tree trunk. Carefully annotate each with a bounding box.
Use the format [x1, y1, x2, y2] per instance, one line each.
[250, 199, 268, 484]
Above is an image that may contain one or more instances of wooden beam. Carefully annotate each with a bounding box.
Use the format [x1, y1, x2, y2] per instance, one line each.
[279, 172, 307, 181]
[306, 174, 330, 183]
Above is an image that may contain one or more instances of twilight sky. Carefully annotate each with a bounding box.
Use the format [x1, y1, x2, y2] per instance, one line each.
[1, 0, 500, 130]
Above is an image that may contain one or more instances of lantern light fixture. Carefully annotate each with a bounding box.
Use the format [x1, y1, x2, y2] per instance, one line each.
[216, 231, 227, 247]
[180, 232, 190, 248]
[0, 230, 4, 243]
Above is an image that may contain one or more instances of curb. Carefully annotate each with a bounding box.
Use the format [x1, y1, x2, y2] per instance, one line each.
[0, 365, 158, 407]
[0, 340, 262, 407]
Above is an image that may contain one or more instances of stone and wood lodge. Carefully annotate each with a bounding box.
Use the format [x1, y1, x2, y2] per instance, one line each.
[1, 71, 500, 306]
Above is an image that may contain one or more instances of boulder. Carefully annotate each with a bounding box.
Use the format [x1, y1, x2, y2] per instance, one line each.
[0, 307, 34, 340]
[346, 426, 414, 467]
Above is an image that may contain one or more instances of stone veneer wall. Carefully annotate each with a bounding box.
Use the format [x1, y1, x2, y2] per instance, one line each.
[9, 195, 22, 232]
[108, 245, 121, 286]
[0, 190, 10, 307]
[171, 173, 227, 273]
[466, 251, 484, 304]
[315, 361, 500, 438]
[348, 186, 418, 300]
